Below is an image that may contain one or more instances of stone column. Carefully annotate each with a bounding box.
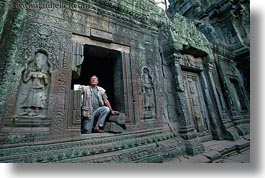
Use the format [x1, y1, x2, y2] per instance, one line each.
[122, 52, 135, 124]
[200, 67, 223, 140]
[214, 58, 243, 139]
[170, 53, 204, 155]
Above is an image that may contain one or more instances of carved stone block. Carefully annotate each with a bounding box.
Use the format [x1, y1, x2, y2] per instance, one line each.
[108, 113, 126, 126]
[90, 28, 113, 43]
[104, 122, 123, 133]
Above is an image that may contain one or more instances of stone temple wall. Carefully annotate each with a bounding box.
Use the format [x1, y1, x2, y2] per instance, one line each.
[167, 0, 250, 138]
[167, 0, 250, 94]
[0, 0, 249, 162]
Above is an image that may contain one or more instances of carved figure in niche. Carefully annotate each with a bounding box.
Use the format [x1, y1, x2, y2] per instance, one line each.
[19, 50, 51, 117]
[188, 79, 204, 133]
[141, 67, 156, 119]
[183, 55, 195, 67]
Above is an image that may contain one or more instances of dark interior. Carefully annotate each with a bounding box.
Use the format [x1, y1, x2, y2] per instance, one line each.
[72, 45, 121, 106]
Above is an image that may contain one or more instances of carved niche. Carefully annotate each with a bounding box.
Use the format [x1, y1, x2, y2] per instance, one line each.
[14, 49, 52, 122]
[141, 67, 156, 119]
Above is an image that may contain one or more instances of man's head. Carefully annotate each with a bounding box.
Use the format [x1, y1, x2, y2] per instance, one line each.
[90, 75, 99, 87]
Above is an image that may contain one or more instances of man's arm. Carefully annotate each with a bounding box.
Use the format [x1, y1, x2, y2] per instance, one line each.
[104, 99, 118, 115]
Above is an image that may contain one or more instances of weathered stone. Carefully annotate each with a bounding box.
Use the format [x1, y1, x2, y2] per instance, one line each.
[90, 28, 113, 43]
[104, 122, 123, 133]
[202, 150, 222, 162]
[108, 113, 126, 126]
[0, 0, 250, 163]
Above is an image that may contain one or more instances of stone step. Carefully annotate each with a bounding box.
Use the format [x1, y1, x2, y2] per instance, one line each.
[0, 132, 8, 144]
[0, 128, 181, 163]
[4, 116, 51, 127]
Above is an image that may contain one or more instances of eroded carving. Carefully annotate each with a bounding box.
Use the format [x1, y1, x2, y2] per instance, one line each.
[180, 54, 203, 70]
[16, 49, 51, 118]
[141, 67, 156, 119]
[72, 42, 84, 79]
[183, 72, 209, 134]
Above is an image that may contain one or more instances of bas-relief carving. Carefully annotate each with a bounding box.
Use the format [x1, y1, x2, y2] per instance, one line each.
[182, 72, 209, 134]
[194, 18, 221, 44]
[230, 3, 249, 38]
[15, 50, 51, 118]
[188, 79, 203, 132]
[30, 0, 161, 35]
[141, 67, 156, 119]
[19, 23, 66, 70]
[172, 54, 203, 93]
[179, 54, 203, 70]
[0, 0, 252, 163]
[0, 17, 70, 129]
[170, 55, 185, 92]
[223, 82, 236, 111]
[175, 72, 185, 92]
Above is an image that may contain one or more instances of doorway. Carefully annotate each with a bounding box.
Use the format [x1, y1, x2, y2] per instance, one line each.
[71, 45, 123, 112]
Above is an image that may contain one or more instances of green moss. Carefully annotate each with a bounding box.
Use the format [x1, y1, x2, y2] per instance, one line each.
[135, 42, 147, 69]
[170, 13, 213, 58]
[0, 7, 27, 121]
[0, 0, 11, 39]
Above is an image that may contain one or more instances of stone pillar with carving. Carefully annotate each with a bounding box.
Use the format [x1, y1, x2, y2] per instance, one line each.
[199, 63, 225, 140]
[170, 53, 204, 155]
[215, 56, 250, 136]
[210, 56, 241, 140]
[66, 42, 84, 132]
[13, 50, 52, 128]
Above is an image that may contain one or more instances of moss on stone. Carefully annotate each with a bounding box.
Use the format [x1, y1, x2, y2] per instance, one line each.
[0, 0, 11, 39]
[169, 13, 213, 58]
[0, 7, 27, 122]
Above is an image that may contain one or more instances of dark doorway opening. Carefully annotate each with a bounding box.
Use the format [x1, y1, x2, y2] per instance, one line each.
[72, 45, 122, 110]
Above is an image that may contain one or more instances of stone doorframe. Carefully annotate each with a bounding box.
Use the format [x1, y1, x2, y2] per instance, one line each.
[171, 53, 219, 138]
[166, 49, 226, 155]
[70, 34, 135, 128]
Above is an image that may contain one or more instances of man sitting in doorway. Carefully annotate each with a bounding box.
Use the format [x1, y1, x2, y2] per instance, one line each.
[80, 75, 118, 133]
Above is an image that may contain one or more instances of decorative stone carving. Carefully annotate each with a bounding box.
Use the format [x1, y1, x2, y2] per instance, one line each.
[171, 54, 185, 92]
[182, 71, 209, 134]
[188, 79, 203, 132]
[179, 54, 203, 70]
[195, 19, 219, 44]
[71, 42, 84, 79]
[141, 67, 156, 119]
[15, 49, 51, 118]
[168, 13, 214, 59]
[175, 72, 185, 92]
[0, 0, 251, 163]
[223, 82, 235, 111]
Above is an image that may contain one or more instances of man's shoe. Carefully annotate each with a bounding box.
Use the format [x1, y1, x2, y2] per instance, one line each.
[93, 129, 104, 133]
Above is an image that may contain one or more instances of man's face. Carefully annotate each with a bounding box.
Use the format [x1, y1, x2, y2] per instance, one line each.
[90, 76, 99, 86]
